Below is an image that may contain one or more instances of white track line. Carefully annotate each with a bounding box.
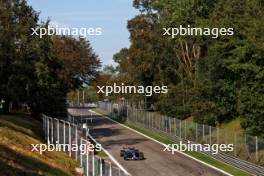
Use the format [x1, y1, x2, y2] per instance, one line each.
[91, 110, 234, 176]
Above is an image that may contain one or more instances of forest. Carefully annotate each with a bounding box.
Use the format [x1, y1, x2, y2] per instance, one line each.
[1, 0, 263, 137]
[96, 0, 264, 137]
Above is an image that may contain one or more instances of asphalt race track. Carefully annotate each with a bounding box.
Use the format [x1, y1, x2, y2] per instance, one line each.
[68, 108, 227, 176]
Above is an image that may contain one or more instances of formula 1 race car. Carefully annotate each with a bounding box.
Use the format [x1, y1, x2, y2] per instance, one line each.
[120, 147, 144, 160]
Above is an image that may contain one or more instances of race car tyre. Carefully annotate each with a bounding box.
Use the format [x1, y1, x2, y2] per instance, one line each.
[120, 150, 125, 157]
[139, 152, 144, 160]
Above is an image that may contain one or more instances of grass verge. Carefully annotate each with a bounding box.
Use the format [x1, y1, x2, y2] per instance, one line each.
[0, 112, 79, 176]
[125, 123, 252, 176]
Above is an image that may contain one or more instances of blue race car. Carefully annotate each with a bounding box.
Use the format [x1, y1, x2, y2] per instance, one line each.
[120, 147, 144, 160]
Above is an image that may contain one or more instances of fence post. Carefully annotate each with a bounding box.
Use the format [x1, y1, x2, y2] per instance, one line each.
[225, 130, 227, 145]
[80, 138, 83, 168]
[75, 124, 78, 160]
[234, 132, 237, 156]
[109, 162, 112, 176]
[100, 158, 103, 176]
[202, 124, 205, 141]
[136, 109, 138, 122]
[174, 118, 176, 136]
[45, 116, 47, 140]
[165, 116, 168, 132]
[209, 126, 212, 145]
[256, 136, 259, 162]
[47, 117, 50, 144]
[86, 152, 89, 176]
[127, 105, 128, 119]
[169, 118, 172, 136]
[195, 123, 198, 142]
[179, 120, 182, 139]
[184, 120, 187, 139]
[159, 115, 161, 131]
[217, 127, 219, 144]
[152, 113, 154, 129]
[63, 120, 66, 145]
[93, 153, 95, 176]
[43, 116, 46, 140]
[51, 118, 54, 144]
[149, 113, 151, 128]
[57, 119, 59, 143]
[69, 122, 71, 157]
[42, 115, 45, 137]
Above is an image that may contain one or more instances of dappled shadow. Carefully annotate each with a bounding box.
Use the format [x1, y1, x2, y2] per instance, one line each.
[0, 115, 42, 140]
[90, 127, 121, 138]
[102, 138, 149, 148]
[90, 117, 115, 126]
[0, 144, 71, 176]
[72, 115, 105, 121]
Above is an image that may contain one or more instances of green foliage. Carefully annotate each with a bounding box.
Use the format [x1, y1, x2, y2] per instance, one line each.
[0, 0, 100, 117]
[109, 0, 264, 136]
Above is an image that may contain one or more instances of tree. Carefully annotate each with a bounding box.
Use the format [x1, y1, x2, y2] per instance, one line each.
[0, 0, 101, 117]
[52, 36, 101, 90]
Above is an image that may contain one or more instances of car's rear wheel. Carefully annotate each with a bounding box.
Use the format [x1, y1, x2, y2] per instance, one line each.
[139, 152, 144, 160]
[120, 150, 125, 157]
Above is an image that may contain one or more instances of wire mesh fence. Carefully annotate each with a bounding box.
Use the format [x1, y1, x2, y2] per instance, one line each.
[42, 114, 130, 176]
[97, 101, 264, 166]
